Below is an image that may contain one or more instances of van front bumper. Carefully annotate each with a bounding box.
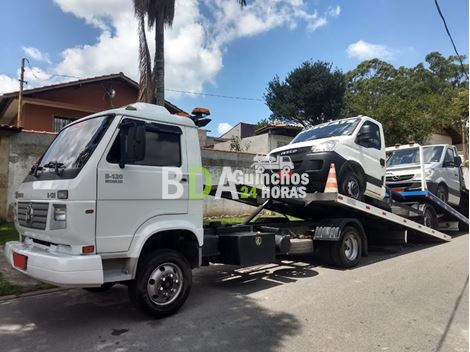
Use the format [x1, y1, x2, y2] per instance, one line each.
[4, 241, 104, 287]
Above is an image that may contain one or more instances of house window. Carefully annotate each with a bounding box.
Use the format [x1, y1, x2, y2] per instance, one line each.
[53, 116, 75, 132]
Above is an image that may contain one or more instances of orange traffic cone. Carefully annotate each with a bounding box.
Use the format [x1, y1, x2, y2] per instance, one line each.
[324, 163, 338, 193]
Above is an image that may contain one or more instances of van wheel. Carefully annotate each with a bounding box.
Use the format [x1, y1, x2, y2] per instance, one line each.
[419, 204, 438, 229]
[84, 282, 115, 292]
[129, 249, 192, 318]
[436, 184, 448, 203]
[330, 226, 362, 268]
[339, 170, 364, 201]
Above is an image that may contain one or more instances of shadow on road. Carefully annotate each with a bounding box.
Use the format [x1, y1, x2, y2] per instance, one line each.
[0, 279, 302, 352]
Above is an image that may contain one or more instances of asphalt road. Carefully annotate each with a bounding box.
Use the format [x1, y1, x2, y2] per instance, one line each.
[0, 235, 468, 352]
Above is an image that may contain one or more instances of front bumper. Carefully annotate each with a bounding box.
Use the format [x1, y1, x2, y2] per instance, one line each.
[4, 241, 104, 287]
[387, 181, 438, 194]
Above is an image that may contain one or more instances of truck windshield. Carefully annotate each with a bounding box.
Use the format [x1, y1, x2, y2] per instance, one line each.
[291, 118, 360, 143]
[32, 115, 114, 178]
[386, 146, 444, 167]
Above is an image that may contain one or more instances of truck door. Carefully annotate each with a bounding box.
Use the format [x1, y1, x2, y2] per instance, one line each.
[443, 147, 461, 205]
[355, 120, 386, 198]
[96, 118, 189, 253]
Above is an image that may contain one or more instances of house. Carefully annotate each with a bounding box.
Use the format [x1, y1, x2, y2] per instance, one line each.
[213, 123, 302, 154]
[0, 72, 187, 132]
[219, 122, 257, 140]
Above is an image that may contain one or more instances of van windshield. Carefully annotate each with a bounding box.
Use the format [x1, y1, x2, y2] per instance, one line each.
[386, 146, 444, 167]
[291, 118, 360, 143]
[30, 115, 114, 179]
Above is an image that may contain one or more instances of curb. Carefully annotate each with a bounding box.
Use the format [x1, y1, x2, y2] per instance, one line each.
[0, 287, 68, 302]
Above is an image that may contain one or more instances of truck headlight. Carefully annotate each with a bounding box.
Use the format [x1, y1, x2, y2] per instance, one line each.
[311, 140, 338, 152]
[54, 205, 67, 221]
[424, 169, 434, 179]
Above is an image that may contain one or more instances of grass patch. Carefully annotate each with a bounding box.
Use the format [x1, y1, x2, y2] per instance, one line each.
[0, 222, 18, 246]
[0, 274, 21, 296]
[203, 214, 304, 226]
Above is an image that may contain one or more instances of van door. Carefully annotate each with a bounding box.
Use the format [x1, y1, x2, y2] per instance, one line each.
[355, 120, 386, 199]
[96, 117, 189, 253]
[443, 147, 461, 205]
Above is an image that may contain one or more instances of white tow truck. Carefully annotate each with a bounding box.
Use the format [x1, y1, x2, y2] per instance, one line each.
[4, 103, 468, 318]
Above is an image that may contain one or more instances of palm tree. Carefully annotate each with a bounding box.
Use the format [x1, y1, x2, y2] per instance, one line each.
[133, 0, 247, 106]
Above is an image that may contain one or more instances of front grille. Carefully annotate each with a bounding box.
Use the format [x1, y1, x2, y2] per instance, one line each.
[386, 174, 414, 183]
[17, 202, 49, 230]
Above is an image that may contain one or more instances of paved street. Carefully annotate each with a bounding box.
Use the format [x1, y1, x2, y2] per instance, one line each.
[0, 234, 468, 352]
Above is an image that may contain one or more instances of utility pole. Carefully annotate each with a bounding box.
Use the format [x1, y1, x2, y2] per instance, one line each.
[17, 58, 27, 127]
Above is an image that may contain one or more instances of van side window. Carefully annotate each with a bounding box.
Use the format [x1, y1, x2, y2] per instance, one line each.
[107, 121, 182, 167]
[358, 121, 381, 149]
[444, 148, 455, 166]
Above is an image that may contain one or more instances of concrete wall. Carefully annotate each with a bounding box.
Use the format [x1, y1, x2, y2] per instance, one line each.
[5, 131, 55, 219]
[1, 131, 259, 221]
[213, 134, 294, 154]
[201, 148, 258, 217]
[0, 134, 11, 219]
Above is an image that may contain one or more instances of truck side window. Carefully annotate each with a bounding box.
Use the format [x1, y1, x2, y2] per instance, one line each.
[358, 121, 381, 149]
[107, 122, 182, 167]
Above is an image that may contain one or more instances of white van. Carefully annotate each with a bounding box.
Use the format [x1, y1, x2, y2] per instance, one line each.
[268, 116, 387, 201]
[386, 144, 463, 206]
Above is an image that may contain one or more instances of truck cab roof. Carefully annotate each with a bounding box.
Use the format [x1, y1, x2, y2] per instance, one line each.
[72, 102, 197, 129]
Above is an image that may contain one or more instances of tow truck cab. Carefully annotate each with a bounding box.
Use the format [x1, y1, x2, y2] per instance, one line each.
[5, 103, 204, 288]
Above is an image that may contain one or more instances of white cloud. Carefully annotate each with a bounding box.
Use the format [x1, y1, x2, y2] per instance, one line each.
[218, 122, 233, 135]
[327, 5, 341, 17]
[0, 75, 19, 94]
[346, 40, 392, 61]
[22, 47, 52, 64]
[1, 1, 341, 98]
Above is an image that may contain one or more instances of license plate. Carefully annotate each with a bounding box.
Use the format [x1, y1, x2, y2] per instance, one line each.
[12, 252, 27, 270]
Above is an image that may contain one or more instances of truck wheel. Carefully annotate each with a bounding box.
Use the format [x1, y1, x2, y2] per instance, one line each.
[129, 249, 192, 318]
[339, 170, 364, 201]
[330, 226, 362, 268]
[436, 184, 448, 203]
[84, 282, 115, 292]
[419, 204, 438, 229]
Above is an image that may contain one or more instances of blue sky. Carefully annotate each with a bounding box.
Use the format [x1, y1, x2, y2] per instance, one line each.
[0, 0, 468, 136]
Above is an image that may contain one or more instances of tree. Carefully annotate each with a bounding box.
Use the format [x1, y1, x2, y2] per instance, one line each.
[342, 53, 469, 145]
[229, 136, 251, 152]
[133, 0, 247, 106]
[264, 61, 346, 127]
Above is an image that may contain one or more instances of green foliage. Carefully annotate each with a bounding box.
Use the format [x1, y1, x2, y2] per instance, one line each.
[265, 61, 346, 127]
[0, 222, 18, 246]
[229, 136, 251, 152]
[342, 53, 469, 145]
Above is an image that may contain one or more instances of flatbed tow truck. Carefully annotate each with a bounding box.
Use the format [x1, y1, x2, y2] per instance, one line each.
[4, 103, 468, 318]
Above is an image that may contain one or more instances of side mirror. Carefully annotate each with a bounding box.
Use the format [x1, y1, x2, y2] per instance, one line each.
[119, 121, 146, 168]
[454, 156, 462, 167]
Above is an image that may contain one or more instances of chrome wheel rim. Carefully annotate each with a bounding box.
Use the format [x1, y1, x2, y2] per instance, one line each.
[147, 262, 183, 306]
[343, 234, 359, 261]
[346, 177, 361, 199]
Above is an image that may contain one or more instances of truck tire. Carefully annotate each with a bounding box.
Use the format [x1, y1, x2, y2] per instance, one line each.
[339, 170, 364, 201]
[419, 204, 438, 229]
[83, 282, 115, 293]
[129, 249, 192, 318]
[436, 184, 448, 203]
[330, 226, 362, 268]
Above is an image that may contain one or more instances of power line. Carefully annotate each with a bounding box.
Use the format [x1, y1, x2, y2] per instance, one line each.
[25, 60, 81, 83]
[23, 63, 263, 102]
[165, 88, 263, 101]
[433, 0, 469, 80]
